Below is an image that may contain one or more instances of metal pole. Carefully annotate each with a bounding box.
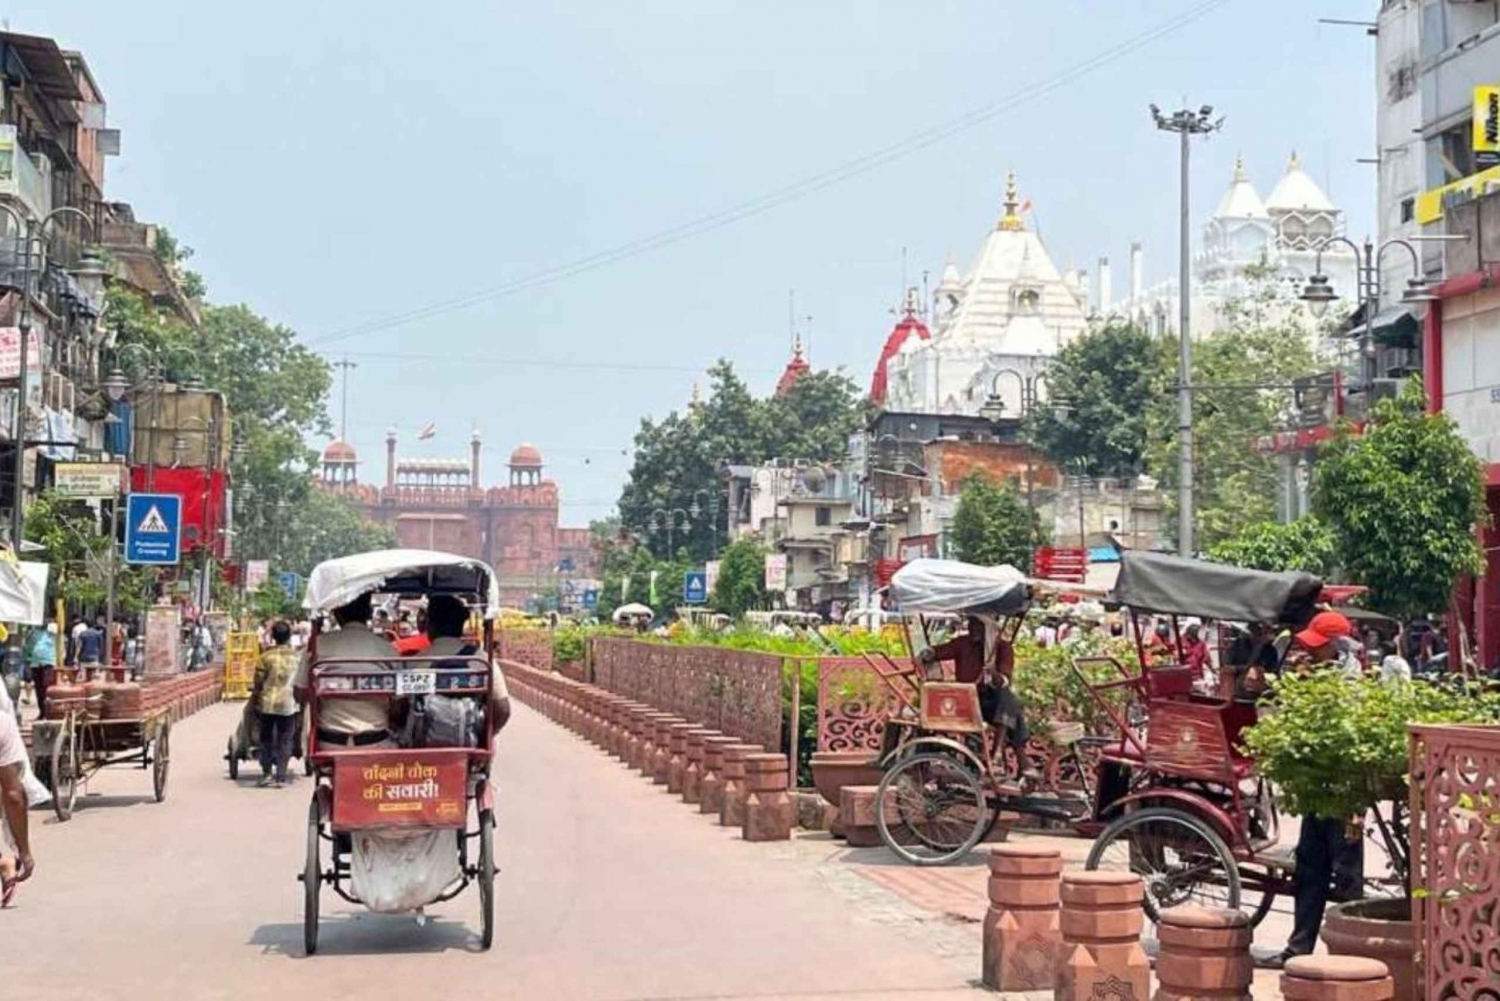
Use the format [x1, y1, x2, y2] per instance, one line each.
[1176, 124, 1194, 556]
[1361, 239, 1375, 393]
[10, 221, 31, 548]
[105, 497, 119, 661]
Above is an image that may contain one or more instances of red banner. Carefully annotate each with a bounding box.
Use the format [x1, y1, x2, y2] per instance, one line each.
[330, 750, 468, 830]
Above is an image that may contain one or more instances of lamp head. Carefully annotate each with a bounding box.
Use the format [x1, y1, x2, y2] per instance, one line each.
[1400, 277, 1437, 304]
[1300, 274, 1338, 317]
[102, 367, 129, 402]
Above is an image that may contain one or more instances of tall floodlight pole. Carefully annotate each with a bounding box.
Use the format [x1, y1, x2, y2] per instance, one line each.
[1151, 103, 1220, 556]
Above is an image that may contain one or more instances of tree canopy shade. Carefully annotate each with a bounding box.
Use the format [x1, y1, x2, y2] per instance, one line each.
[1312, 379, 1487, 619]
[710, 538, 770, 616]
[948, 474, 1046, 571]
[1205, 517, 1337, 578]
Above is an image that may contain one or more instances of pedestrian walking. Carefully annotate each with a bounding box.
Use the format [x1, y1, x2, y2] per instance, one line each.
[0, 694, 33, 906]
[251, 620, 300, 787]
[23, 623, 56, 716]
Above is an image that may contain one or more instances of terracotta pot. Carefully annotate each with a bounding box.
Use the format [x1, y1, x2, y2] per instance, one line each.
[809, 751, 883, 810]
[1321, 897, 1414, 1001]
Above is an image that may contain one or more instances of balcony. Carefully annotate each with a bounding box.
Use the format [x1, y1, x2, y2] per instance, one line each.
[0, 126, 52, 222]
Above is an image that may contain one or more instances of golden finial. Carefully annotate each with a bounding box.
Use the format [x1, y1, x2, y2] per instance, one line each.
[998, 171, 1025, 231]
[1288, 149, 1301, 171]
[1233, 153, 1247, 181]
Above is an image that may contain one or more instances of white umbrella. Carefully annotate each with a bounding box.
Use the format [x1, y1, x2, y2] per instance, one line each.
[612, 602, 654, 623]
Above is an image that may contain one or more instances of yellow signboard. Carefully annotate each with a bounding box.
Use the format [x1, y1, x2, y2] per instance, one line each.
[1475, 85, 1500, 163]
[1416, 165, 1500, 226]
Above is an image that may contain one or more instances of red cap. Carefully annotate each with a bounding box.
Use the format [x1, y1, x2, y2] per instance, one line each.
[1296, 611, 1352, 650]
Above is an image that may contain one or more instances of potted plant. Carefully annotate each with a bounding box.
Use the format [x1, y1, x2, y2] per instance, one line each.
[1241, 671, 1500, 996]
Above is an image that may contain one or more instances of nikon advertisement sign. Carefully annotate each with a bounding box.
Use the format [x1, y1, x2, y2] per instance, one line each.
[1475, 84, 1500, 168]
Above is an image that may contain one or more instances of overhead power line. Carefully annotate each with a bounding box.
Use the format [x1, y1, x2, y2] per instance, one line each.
[337, 349, 777, 375]
[308, 0, 1233, 348]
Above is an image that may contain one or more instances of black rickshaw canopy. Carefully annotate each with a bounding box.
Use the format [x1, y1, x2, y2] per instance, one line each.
[1108, 551, 1323, 625]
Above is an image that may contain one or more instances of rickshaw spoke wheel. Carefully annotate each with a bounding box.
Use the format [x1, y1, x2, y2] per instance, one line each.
[1085, 806, 1241, 922]
[226, 734, 239, 781]
[152, 723, 170, 802]
[875, 751, 988, 866]
[478, 809, 496, 950]
[304, 794, 322, 956]
[51, 715, 79, 822]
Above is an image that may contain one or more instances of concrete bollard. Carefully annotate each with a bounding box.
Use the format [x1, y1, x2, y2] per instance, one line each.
[652, 716, 686, 785]
[1280, 956, 1393, 1001]
[741, 753, 793, 841]
[625, 707, 655, 769]
[666, 722, 696, 794]
[682, 729, 719, 805]
[1057, 871, 1150, 1001]
[719, 743, 762, 827]
[699, 737, 743, 816]
[981, 844, 1063, 992]
[607, 699, 637, 758]
[1154, 906, 1252, 1001]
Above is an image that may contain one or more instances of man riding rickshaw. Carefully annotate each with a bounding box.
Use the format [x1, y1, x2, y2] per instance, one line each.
[295, 548, 511, 954]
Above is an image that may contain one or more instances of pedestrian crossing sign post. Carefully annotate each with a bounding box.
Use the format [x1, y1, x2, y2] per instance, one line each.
[125, 493, 182, 565]
[683, 570, 708, 604]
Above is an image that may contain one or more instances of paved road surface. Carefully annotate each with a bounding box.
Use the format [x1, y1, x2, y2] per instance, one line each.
[8, 701, 980, 1001]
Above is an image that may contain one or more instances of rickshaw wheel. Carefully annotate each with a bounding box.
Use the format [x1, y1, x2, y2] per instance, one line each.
[1085, 806, 1241, 921]
[152, 723, 170, 802]
[304, 795, 322, 956]
[227, 735, 239, 781]
[874, 751, 989, 866]
[477, 809, 496, 950]
[51, 715, 79, 822]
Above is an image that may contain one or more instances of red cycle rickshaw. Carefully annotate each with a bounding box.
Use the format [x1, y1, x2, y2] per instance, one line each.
[299, 549, 502, 954]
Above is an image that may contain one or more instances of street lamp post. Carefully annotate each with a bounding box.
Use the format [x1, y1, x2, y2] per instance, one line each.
[649, 507, 691, 559]
[1151, 103, 1221, 556]
[1299, 237, 1435, 395]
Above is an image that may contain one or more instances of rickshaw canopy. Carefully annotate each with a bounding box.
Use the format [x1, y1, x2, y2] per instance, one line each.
[304, 548, 502, 618]
[612, 602, 653, 622]
[890, 558, 1030, 617]
[1108, 551, 1322, 625]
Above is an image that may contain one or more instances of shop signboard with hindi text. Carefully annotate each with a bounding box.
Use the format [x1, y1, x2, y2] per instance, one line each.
[764, 553, 787, 592]
[0, 326, 42, 380]
[53, 462, 126, 499]
[144, 604, 181, 677]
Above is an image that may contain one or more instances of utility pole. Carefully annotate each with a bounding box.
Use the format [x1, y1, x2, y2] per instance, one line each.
[1151, 103, 1221, 556]
[10, 219, 33, 549]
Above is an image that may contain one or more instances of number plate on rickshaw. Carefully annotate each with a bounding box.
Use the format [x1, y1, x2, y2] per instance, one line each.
[331, 749, 470, 830]
[395, 670, 436, 696]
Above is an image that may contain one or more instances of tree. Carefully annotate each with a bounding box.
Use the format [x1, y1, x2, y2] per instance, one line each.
[711, 538, 769, 616]
[616, 359, 867, 562]
[1206, 517, 1337, 577]
[1023, 322, 1172, 476]
[25, 492, 153, 614]
[269, 489, 397, 578]
[1145, 313, 1317, 549]
[1312, 379, 1487, 619]
[948, 474, 1046, 570]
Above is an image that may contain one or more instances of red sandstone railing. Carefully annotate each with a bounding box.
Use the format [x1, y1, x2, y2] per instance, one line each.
[815, 657, 892, 753]
[1410, 723, 1500, 1000]
[497, 629, 554, 672]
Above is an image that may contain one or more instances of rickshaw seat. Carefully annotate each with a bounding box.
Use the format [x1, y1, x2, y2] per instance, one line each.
[1145, 665, 1195, 700]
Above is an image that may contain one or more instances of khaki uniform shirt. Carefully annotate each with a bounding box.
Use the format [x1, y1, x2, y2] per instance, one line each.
[296, 624, 398, 735]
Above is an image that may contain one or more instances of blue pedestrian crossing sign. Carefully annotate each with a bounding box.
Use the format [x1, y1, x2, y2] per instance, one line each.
[277, 571, 302, 597]
[683, 570, 708, 604]
[124, 493, 182, 565]
[582, 588, 599, 610]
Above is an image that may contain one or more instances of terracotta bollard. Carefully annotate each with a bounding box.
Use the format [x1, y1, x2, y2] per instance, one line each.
[682, 729, 719, 805]
[666, 722, 696, 794]
[638, 713, 673, 776]
[741, 753, 793, 841]
[982, 844, 1063, 992]
[652, 717, 686, 785]
[719, 743, 762, 827]
[1280, 956, 1393, 1001]
[609, 700, 638, 759]
[1057, 871, 1150, 1001]
[624, 707, 654, 770]
[1154, 906, 1252, 1001]
[699, 737, 742, 816]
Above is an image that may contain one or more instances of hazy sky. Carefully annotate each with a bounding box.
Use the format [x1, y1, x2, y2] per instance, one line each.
[15, 1, 1376, 524]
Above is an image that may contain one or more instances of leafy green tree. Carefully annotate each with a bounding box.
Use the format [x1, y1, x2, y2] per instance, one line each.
[1146, 316, 1317, 549]
[1023, 322, 1172, 476]
[249, 579, 300, 621]
[25, 493, 153, 614]
[1206, 517, 1337, 577]
[1312, 379, 1486, 619]
[711, 537, 769, 616]
[268, 489, 396, 578]
[948, 474, 1046, 570]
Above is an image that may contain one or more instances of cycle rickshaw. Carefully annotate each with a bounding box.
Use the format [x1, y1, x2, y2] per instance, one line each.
[299, 549, 502, 954]
[1077, 550, 1341, 924]
[862, 558, 1101, 865]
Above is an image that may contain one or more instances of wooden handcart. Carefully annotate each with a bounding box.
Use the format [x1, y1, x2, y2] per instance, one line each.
[32, 708, 171, 821]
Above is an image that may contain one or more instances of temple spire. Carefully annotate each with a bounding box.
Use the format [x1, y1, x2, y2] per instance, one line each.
[998, 171, 1025, 232]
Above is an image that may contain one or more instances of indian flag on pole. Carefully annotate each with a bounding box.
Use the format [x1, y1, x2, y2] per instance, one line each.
[417, 422, 437, 440]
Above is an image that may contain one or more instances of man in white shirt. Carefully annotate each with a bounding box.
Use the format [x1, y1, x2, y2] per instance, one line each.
[0, 703, 33, 900]
[424, 595, 510, 735]
[295, 593, 399, 745]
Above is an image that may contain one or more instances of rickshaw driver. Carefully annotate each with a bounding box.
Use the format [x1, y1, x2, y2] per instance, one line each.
[424, 594, 511, 735]
[294, 592, 399, 747]
[920, 614, 1030, 756]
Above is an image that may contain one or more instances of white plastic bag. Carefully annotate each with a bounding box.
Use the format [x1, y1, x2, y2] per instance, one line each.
[349, 828, 461, 913]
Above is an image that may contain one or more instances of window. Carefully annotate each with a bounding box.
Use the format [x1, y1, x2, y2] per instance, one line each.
[1400, 197, 1415, 224]
[1439, 124, 1476, 181]
[815, 506, 831, 527]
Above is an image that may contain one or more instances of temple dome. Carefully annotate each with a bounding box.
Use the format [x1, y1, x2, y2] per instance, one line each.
[323, 439, 357, 463]
[1265, 151, 1335, 213]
